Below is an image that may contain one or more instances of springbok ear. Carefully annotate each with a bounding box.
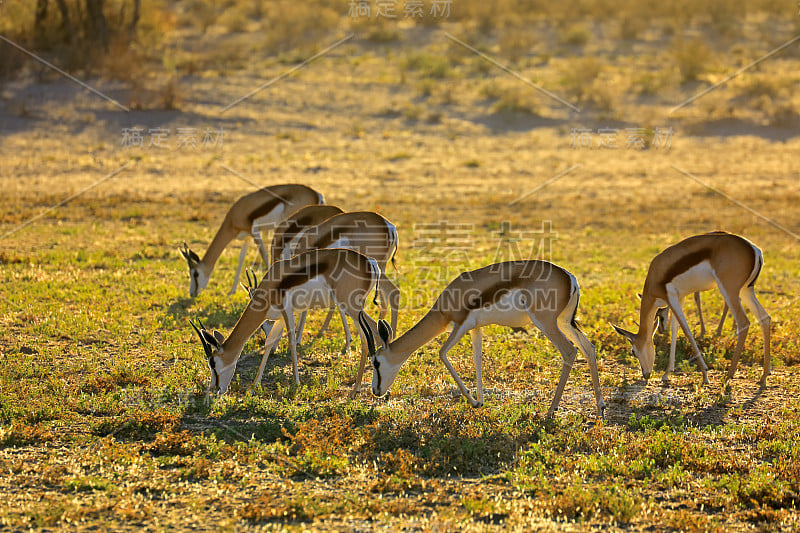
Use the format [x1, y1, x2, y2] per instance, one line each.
[636, 293, 642, 300]
[377, 320, 392, 348]
[212, 330, 225, 345]
[200, 330, 220, 349]
[611, 324, 636, 343]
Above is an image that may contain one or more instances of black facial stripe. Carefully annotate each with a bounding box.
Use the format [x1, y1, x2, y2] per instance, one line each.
[208, 356, 220, 389]
[372, 358, 382, 392]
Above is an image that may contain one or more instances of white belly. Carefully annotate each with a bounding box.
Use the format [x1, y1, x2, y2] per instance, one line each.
[465, 289, 532, 330]
[251, 204, 286, 233]
[284, 276, 335, 311]
[667, 260, 718, 296]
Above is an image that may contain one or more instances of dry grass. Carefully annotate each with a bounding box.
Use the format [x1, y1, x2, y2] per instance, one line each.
[1, 0, 800, 530]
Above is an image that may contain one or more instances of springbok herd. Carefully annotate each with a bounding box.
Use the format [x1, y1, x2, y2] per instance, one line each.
[184, 184, 771, 418]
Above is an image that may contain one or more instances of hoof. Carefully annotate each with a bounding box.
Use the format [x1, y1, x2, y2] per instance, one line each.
[471, 401, 484, 408]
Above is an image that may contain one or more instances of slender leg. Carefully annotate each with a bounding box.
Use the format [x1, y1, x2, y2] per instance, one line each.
[529, 312, 578, 417]
[560, 321, 605, 417]
[722, 296, 750, 383]
[253, 320, 284, 387]
[265, 321, 284, 356]
[228, 241, 249, 296]
[469, 328, 484, 407]
[252, 230, 270, 265]
[282, 308, 300, 385]
[315, 307, 336, 338]
[260, 320, 274, 354]
[295, 311, 307, 349]
[715, 304, 729, 338]
[666, 289, 709, 384]
[694, 292, 706, 338]
[339, 305, 352, 354]
[739, 286, 771, 386]
[664, 295, 684, 384]
[438, 324, 481, 406]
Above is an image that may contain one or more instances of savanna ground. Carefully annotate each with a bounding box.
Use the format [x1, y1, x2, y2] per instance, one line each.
[1, 0, 800, 530]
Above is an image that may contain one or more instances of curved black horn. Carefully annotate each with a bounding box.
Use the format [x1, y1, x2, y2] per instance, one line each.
[358, 311, 376, 356]
[190, 319, 214, 358]
[246, 268, 257, 289]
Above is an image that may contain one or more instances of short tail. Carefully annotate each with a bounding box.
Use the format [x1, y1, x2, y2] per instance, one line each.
[747, 246, 764, 288]
[387, 223, 400, 273]
[564, 272, 582, 331]
[368, 257, 381, 307]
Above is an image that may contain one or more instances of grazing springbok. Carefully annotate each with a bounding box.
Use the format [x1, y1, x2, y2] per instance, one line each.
[613, 231, 769, 385]
[267, 204, 346, 347]
[180, 184, 323, 297]
[239, 266, 351, 361]
[192, 248, 381, 397]
[276, 210, 401, 349]
[357, 260, 605, 418]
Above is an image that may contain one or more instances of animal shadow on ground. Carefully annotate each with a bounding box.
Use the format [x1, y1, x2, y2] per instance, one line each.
[604, 373, 767, 431]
